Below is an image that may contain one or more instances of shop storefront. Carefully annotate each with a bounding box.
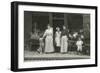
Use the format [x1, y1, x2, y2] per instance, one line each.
[24, 11, 90, 52]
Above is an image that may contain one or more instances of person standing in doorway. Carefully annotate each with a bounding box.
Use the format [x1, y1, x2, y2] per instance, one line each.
[61, 25, 68, 53]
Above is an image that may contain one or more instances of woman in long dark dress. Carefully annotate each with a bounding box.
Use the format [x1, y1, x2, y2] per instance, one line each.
[61, 25, 68, 53]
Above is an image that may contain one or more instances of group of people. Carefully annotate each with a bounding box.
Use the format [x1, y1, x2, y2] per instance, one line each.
[37, 24, 84, 54]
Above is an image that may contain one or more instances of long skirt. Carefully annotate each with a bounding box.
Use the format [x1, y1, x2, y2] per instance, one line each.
[61, 36, 68, 53]
[45, 36, 54, 53]
[55, 37, 61, 47]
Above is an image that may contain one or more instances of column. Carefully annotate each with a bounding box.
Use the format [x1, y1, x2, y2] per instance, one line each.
[83, 14, 90, 39]
[49, 13, 53, 26]
[64, 14, 68, 29]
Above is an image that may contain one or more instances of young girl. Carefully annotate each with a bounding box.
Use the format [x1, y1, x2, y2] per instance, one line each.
[76, 38, 83, 55]
[55, 27, 61, 53]
[37, 37, 44, 54]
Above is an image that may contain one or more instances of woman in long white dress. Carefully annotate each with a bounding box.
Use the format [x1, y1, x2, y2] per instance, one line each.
[61, 26, 68, 53]
[42, 25, 54, 53]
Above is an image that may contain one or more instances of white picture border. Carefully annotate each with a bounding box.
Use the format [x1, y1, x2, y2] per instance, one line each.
[18, 5, 96, 69]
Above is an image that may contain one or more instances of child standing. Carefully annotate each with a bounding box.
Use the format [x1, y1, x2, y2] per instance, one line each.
[55, 27, 61, 53]
[37, 32, 44, 54]
[76, 38, 83, 55]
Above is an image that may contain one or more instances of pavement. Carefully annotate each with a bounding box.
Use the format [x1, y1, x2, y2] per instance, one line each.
[24, 50, 90, 61]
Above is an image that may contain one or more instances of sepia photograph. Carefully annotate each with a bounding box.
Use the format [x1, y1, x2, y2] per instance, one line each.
[24, 11, 90, 61]
[11, 1, 97, 71]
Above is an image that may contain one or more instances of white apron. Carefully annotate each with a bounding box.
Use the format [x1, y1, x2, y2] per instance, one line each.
[61, 35, 68, 53]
